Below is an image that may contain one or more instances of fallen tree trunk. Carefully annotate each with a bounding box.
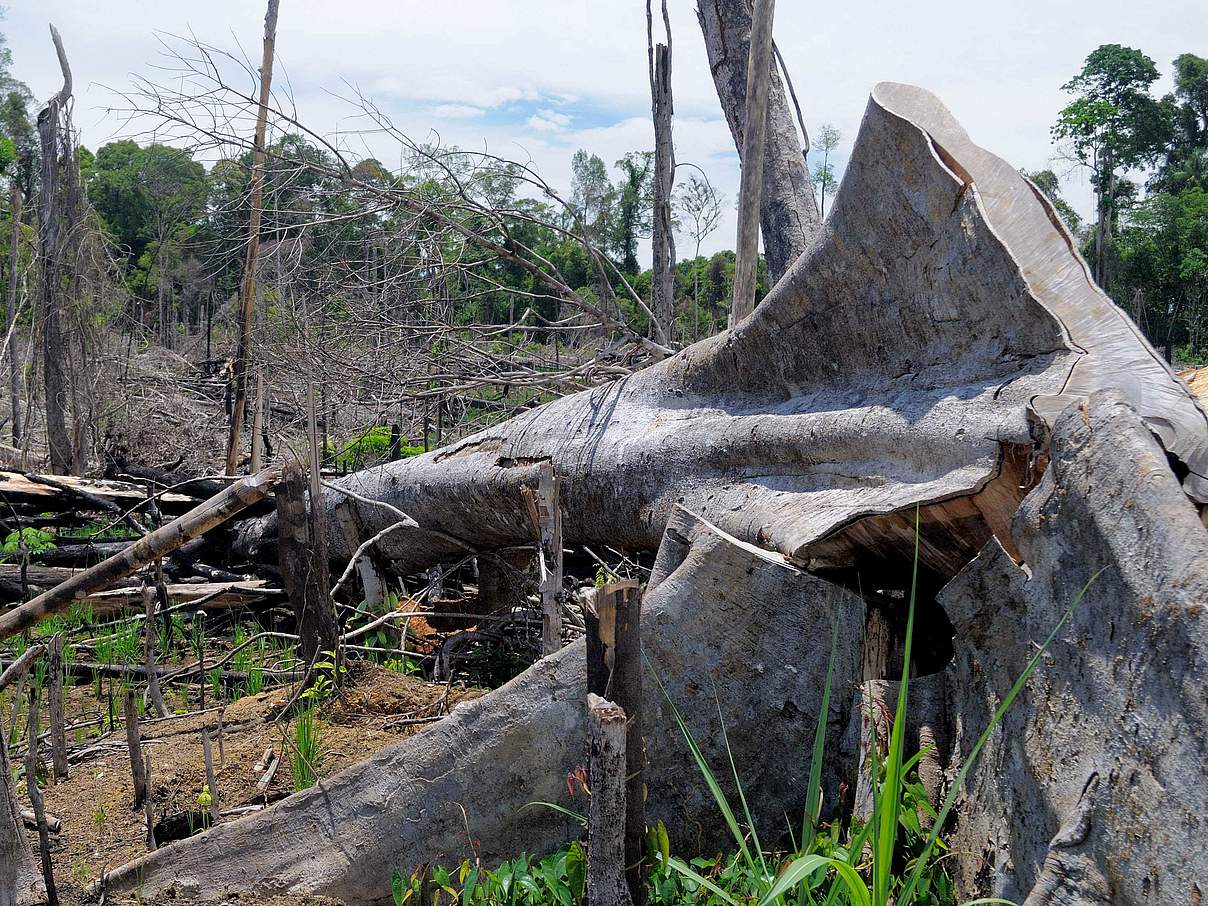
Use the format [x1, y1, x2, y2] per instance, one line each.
[236, 83, 1208, 588]
[0, 465, 284, 639]
[99, 508, 864, 902]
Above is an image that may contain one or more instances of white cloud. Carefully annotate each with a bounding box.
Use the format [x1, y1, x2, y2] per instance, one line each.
[526, 108, 573, 132]
[429, 104, 486, 120]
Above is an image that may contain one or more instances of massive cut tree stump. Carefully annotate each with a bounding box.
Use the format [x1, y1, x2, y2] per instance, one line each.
[100, 508, 863, 902]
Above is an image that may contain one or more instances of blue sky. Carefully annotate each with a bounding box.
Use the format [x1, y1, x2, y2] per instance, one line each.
[4, 0, 1201, 257]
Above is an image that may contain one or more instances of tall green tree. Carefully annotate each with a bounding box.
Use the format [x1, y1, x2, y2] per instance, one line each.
[1053, 44, 1173, 287]
[611, 151, 653, 274]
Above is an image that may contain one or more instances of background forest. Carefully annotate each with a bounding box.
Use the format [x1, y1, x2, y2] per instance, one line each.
[0, 18, 1204, 477]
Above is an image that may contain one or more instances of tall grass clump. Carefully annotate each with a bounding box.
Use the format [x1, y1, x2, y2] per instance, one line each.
[291, 705, 322, 791]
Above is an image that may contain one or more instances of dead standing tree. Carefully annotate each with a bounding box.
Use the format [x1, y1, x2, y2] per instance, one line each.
[226, 0, 281, 476]
[36, 25, 74, 473]
[648, 0, 675, 342]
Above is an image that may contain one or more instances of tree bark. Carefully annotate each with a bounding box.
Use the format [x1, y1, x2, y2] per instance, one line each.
[649, 2, 675, 341]
[123, 689, 148, 808]
[697, 0, 818, 284]
[46, 632, 67, 783]
[226, 0, 280, 475]
[7, 181, 21, 448]
[101, 508, 865, 903]
[730, 0, 775, 323]
[0, 707, 45, 906]
[274, 460, 337, 664]
[25, 691, 57, 906]
[36, 25, 73, 474]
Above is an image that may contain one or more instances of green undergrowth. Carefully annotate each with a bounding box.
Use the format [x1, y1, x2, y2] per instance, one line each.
[392, 512, 1097, 906]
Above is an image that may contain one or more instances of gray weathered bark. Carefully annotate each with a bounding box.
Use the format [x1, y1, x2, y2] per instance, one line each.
[0, 713, 45, 906]
[696, 0, 818, 283]
[648, 1, 675, 341]
[941, 391, 1208, 902]
[100, 508, 863, 902]
[586, 694, 634, 906]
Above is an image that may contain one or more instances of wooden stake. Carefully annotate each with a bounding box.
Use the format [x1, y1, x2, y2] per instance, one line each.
[123, 689, 148, 808]
[586, 694, 633, 906]
[730, 0, 776, 324]
[0, 465, 285, 640]
[143, 752, 157, 850]
[522, 462, 563, 655]
[202, 730, 220, 825]
[250, 370, 265, 473]
[25, 689, 57, 906]
[142, 582, 169, 718]
[587, 580, 645, 905]
[225, 0, 281, 475]
[216, 706, 225, 764]
[46, 632, 67, 783]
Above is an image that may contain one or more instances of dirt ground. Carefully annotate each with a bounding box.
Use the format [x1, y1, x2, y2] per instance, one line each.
[19, 664, 482, 905]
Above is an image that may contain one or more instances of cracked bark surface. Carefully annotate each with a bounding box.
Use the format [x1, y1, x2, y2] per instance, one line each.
[101, 508, 863, 902]
[941, 391, 1208, 903]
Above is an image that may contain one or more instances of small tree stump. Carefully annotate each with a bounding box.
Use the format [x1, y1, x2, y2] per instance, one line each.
[142, 581, 168, 718]
[586, 694, 633, 906]
[123, 689, 148, 808]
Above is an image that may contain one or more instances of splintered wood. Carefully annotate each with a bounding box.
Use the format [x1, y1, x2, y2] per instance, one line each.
[522, 461, 564, 655]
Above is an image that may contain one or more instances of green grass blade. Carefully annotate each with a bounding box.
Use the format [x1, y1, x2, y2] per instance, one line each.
[761, 856, 872, 906]
[650, 667, 755, 870]
[802, 609, 841, 854]
[873, 508, 920, 906]
[661, 855, 742, 906]
[715, 689, 766, 873]
[897, 569, 1102, 905]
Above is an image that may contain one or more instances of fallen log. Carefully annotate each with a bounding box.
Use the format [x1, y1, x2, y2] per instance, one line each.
[82, 580, 281, 617]
[99, 508, 864, 902]
[236, 83, 1208, 591]
[0, 470, 196, 512]
[0, 465, 284, 640]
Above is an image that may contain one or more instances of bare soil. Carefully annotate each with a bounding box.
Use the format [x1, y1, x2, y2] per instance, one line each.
[19, 663, 482, 905]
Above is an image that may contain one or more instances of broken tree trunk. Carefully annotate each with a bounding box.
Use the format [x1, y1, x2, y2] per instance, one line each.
[522, 462, 563, 655]
[237, 84, 1208, 588]
[6, 181, 21, 449]
[648, 1, 675, 341]
[696, 0, 818, 282]
[46, 633, 67, 783]
[36, 24, 73, 475]
[586, 694, 634, 906]
[225, 0, 280, 475]
[731, 0, 775, 323]
[0, 707, 45, 906]
[940, 391, 1208, 902]
[0, 464, 284, 639]
[100, 508, 863, 902]
[275, 460, 338, 664]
